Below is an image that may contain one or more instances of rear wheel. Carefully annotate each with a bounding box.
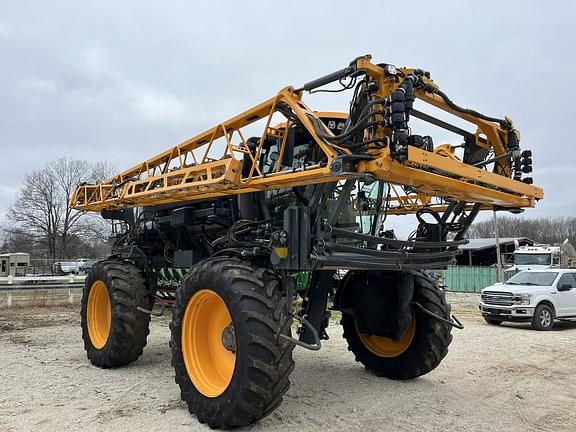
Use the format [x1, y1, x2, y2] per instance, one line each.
[170, 258, 294, 428]
[483, 317, 503, 326]
[341, 271, 453, 379]
[81, 260, 153, 368]
[531, 303, 555, 331]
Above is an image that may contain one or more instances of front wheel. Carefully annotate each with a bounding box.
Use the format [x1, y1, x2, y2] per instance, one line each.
[531, 304, 555, 331]
[170, 258, 294, 428]
[341, 271, 453, 379]
[81, 260, 153, 368]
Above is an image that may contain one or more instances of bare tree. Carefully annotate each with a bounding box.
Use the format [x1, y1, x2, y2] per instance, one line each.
[0, 228, 38, 255]
[6, 168, 61, 258]
[468, 216, 576, 247]
[4, 158, 114, 259]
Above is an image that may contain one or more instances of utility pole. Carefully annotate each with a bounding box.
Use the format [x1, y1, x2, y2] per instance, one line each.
[493, 210, 502, 282]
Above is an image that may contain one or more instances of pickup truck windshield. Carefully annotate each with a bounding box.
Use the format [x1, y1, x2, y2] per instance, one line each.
[513, 253, 552, 265]
[507, 271, 558, 286]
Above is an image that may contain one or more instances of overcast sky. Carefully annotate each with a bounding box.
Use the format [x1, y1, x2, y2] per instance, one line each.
[1, 1, 574, 238]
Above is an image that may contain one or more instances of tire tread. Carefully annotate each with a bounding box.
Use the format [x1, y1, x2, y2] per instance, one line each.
[81, 259, 153, 368]
[170, 258, 294, 428]
[341, 270, 453, 379]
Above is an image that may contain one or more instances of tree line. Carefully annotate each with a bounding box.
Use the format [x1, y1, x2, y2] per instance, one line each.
[0, 158, 114, 260]
[467, 215, 576, 246]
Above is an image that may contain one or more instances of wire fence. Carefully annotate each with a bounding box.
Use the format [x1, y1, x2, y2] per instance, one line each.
[0, 284, 84, 308]
[0, 271, 87, 307]
[25, 259, 99, 276]
[0, 256, 102, 278]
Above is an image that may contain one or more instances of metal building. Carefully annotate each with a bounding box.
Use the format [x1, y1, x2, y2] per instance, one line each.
[0, 253, 31, 277]
[456, 238, 534, 266]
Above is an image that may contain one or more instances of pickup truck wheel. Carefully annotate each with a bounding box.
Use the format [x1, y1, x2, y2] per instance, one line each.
[483, 317, 502, 325]
[341, 271, 453, 379]
[531, 304, 555, 331]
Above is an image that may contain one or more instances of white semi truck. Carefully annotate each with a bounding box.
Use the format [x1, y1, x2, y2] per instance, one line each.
[503, 240, 576, 280]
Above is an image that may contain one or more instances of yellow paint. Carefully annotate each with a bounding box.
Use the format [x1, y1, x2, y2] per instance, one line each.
[87, 280, 111, 349]
[274, 247, 289, 259]
[181, 289, 236, 398]
[357, 316, 416, 358]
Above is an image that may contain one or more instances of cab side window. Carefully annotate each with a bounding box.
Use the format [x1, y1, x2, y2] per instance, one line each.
[557, 273, 576, 288]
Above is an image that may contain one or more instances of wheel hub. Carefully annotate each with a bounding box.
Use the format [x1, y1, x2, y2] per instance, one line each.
[540, 310, 551, 326]
[221, 325, 236, 352]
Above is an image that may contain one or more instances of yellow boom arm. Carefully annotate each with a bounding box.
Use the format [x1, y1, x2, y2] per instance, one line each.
[70, 56, 543, 213]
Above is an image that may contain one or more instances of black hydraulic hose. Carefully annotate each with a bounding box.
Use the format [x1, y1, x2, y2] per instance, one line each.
[310, 94, 389, 144]
[347, 137, 388, 149]
[311, 109, 385, 143]
[434, 88, 508, 128]
[351, 97, 388, 126]
[211, 248, 248, 258]
[412, 301, 465, 330]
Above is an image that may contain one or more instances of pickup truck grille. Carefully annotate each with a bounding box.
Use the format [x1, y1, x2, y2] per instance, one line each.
[481, 291, 514, 306]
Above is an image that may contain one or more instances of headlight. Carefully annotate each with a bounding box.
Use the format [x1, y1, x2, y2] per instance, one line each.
[515, 293, 532, 305]
[384, 64, 397, 76]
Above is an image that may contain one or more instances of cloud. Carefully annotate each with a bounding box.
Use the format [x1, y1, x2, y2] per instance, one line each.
[0, 22, 11, 39]
[130, 87, 189, 122]
[13, 47, 191, 124]
[18, 78, 58, 93]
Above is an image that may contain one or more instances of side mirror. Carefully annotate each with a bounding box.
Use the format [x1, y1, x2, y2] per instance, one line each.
[558, 284, 572, 292]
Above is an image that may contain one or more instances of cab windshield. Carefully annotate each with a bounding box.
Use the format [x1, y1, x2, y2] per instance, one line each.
[506, 271, 558, 286]
[513, 253, 552, 265]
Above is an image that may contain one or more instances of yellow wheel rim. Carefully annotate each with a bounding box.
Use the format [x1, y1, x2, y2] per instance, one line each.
[182, 289, 236, 398]
[87, 280, 112, 349]
[357, 316, 416, 358]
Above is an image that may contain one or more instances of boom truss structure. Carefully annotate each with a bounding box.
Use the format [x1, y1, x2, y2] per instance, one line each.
[71, 56, 542, 214]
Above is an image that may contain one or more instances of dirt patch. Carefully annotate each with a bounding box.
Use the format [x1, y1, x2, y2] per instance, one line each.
[0, 305, 79, 329]
[1, 297, 576, 431]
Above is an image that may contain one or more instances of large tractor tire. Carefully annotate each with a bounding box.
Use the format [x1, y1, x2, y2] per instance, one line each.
[81, 260, 153, 368]
[170, 258, 294, 428]
[341, 271, 453, 379]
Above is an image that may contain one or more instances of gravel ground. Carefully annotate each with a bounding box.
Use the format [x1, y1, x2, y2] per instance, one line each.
[1, 294, 576, 432]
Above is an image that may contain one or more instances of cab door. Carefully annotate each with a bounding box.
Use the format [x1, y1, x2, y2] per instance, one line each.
[555, 273, 576, 316]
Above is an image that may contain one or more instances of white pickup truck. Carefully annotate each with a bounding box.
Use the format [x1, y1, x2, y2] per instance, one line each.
[479, 269, 576, 330]
[53, 258, 96, 274]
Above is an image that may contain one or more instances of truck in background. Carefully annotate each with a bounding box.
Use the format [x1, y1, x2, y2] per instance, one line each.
[504, 240, 576, 280]
[480, 268, 576, 330]
[52, 259, 97, 275]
